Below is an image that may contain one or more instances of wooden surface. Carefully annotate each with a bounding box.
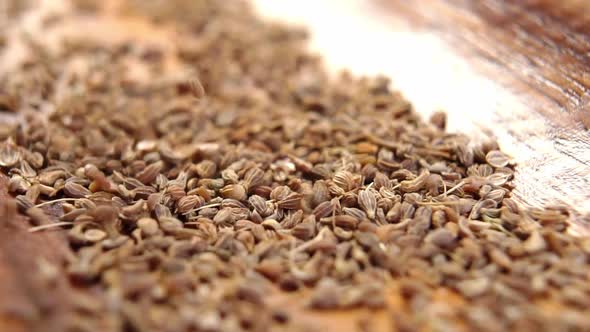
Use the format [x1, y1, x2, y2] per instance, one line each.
[254, 0, 590, 227]
[0, 174, 72, 332]
[1, 0, 590, 331]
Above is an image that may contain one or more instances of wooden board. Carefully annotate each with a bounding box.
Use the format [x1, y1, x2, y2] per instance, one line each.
[252, 0, 590, 230]
[1, 0, 590, 331]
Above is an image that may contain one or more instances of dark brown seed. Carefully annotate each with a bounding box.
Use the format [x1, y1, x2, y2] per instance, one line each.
[93, 205, 118, 224]
[292, 219, 316, 240]
[313, 200, 335, 220]
[324, 214, 359, 230]
[429, 111, 447, 130]
[136, 161, 163, 185]
[425, 228, 456, 248]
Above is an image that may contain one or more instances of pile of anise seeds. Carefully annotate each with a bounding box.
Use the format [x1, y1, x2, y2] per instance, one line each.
[1, 0, 590, 331]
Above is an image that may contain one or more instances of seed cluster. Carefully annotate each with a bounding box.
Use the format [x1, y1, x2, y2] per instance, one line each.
[2, 1, 590, 331]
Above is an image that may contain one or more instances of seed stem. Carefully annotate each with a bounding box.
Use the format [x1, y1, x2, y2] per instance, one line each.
[417, 200, 463, 206]
[183, 202, 221, 214]
[29, 222, 74, 233]
[35, 198, 78, 208]
[442, 180, 465, 197]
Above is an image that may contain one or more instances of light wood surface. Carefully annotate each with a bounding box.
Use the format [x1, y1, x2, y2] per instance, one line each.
[1, 1, 590, 331]
[253, 0, 590, 228]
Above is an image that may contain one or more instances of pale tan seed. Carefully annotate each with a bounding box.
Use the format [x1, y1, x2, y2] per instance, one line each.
[485, 150, 510, 168]
[243, 167, 265, 190]
[261, 219, 281, 230]
[277, 192, 303, 210]
[189, 78, 206, 99]
[167, 184, 186, 201]
[343, 207, 367, 221]
[455, 278, 490, 298]
[220, 184, 247, 201]
[311, 181, 331, 208]
[270, 186, 291, 201]
[37, 170, 63, 187]
[489, 248, 512, 269]
[194, 160, 217, 178]
[523, 231, 547, 254]
[358, 189, 377, 220]
[159, 216, 184, 233]
[84, 229, 107, 242]
[177, 195, 204, 214]
[333, 171, 356, 192]
[0, 141, 20, 167]
[399, 170, 430, 192]
[221, 169, 239, 183]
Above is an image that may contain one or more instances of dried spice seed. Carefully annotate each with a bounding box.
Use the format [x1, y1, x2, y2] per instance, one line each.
[194, 160, 217, 178]
[358, 189, 377, 220]
[3, 1, 590, 331]
[136, 161, 164, 185]
[0, 140, 21, 167]
[220, 184, 247, 201]
[177, 195, 204, 214]
[83, 229, 107, 242]
[455, 278, 491, 298]
[64, 182, 91, 198]
[189, 79, 206, 99]
[486, 150, 510, 168]
[277, 192, 303, 210]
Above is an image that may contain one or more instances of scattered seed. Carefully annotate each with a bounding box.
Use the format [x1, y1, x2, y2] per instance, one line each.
[486, 150, 510, 168]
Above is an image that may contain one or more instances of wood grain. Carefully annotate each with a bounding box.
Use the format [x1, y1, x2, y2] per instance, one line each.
[372, 0, 590, 228]
[254, 0, 590, 227]
[0, 175, 72, 332]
